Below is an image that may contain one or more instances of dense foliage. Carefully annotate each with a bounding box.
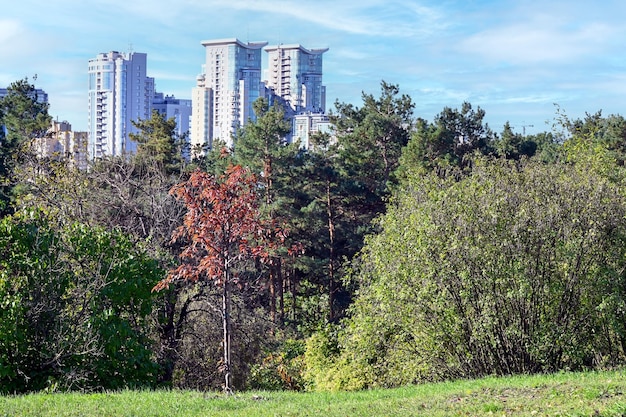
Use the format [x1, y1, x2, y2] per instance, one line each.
[307, 156, 626, 389]
[3, 78, 626, 393]
[0, 212, 160, 393]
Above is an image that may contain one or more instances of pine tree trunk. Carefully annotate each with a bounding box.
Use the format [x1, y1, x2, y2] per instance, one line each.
[327, 177, 336, 321]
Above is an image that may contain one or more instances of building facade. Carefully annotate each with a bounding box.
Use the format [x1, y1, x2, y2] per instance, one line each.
[191, 38, 267, 151]
[88, 51, 154, 159]
[291, 113, 332, 149]
[152, 92, 192, 138]
[0, 87, 48, 104]
[33, 120, 88, 170]
[264, 44, 328, 115]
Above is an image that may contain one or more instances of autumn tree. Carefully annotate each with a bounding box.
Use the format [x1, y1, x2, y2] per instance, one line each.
[153, 165, 289, 392]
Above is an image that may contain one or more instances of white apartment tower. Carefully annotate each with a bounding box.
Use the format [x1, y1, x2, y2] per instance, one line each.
[88, 51, 154, 159]
[264, 44, 328, 114]
[191, 38, 267, 151]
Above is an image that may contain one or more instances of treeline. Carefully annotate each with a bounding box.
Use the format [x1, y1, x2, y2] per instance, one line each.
[1, 78, 626, 393]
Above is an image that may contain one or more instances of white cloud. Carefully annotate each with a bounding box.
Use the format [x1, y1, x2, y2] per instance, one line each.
[180, 0, 444, 38]
[457, 5, 622, 66]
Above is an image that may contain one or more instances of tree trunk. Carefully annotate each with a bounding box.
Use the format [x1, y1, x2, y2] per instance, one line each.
[326, 177, 336, 321]
[222, 262, 232, 393]
[278, 258, 284, 325]
[269, 264, 276, 322]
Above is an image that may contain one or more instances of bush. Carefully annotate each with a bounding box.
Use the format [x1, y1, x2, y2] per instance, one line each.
[248, 338, 306, 391]
[0, 212, 161, 393]
[320, 157, 626, 389]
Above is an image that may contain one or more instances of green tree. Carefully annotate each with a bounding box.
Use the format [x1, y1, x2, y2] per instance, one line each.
[399, 102, 493, 177]
[495, 121, 537, 159]
[233, 98, 300, 324]
[130, 109, 186, 174]
[560, 111, 626, 165]
[332, 81, 414, 202]
[295, 81, 413, 322]
[0, 78, 51, 215]
[13, 117, 191, 387]
[296, 132, 347, 322]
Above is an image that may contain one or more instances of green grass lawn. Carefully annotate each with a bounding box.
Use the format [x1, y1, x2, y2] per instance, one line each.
[2, 370, 626, 416]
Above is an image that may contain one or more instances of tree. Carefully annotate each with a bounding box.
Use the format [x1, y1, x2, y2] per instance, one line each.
[495, 121, 537, 160]
[0, 78, 51, 215]
[560, 111, 626, 165]
[332, 80, 414, 202]
[233, 97, 300, 323]
[399, 102, 493, 177]
[13, 112, 192, 386]
[153, 165, 289, 392]
[130, 109, 186, 175]
[296, 132, 355, 322]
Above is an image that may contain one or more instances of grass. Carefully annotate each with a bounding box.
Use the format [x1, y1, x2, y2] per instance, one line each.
[1, 369, 626, 416]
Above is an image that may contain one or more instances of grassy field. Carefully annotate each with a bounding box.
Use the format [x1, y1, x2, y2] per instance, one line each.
[2, 370, 626, 416]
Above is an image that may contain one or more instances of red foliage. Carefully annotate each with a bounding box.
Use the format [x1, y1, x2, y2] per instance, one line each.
[153, 165, 278, 292]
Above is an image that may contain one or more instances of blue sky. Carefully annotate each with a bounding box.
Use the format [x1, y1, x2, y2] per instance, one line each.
[2, 0, 626, 135]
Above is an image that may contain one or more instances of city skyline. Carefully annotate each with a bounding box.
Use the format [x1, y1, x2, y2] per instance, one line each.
[3, 1, 626, 135]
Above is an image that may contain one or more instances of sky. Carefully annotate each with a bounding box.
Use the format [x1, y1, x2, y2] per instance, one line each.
[2, 0, 626, 135]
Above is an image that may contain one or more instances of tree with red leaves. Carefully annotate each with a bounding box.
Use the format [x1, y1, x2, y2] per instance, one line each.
[153, 164, 285, 393]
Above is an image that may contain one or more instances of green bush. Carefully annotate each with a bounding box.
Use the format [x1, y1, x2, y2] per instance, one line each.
[248, 339, 306, 391]
[0, 212, 161, 393]
[318, 157, 626, 389]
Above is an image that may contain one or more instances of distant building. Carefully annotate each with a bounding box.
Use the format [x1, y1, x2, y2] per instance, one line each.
[264, 44, 328, 115]
[291, 113, 332, 149]
[191, 38, 267, 152]
[33, 120, 88, 170]
[0, 87, 49, 104]
[190, 39, 330, 153]
[88, 51, 155, 159]
[152, 92, 192, 138]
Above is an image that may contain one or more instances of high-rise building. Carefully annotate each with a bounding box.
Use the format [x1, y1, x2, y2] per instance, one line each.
[191, 38, 267, 151]
[264, 44, 328, 115]
[152, 92, 192, 159]
[0, 87, 48, 104]
[88, 51, 154, 159]
[152, 92, 192, 138]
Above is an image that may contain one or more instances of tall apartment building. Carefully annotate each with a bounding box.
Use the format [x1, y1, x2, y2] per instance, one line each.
[152, 93, 192, 159]
[88, 51, 154, 159]
[264, 44, 328, 115]
[152, 92, 192, 138]
[191, 38, 267, 151]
